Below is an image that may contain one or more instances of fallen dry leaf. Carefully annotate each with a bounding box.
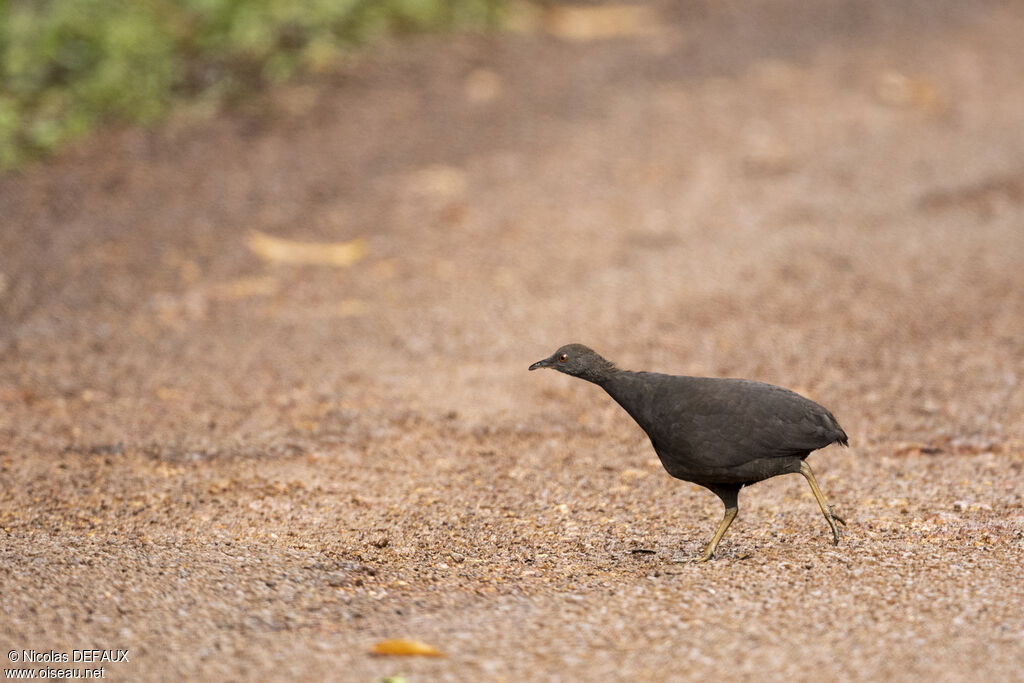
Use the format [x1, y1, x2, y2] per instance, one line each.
[336, 299, 369, 317]
[542, 4, 662, 42]
[213, 276, 280, 299]
[369, 639, 444, 658]
[464, 68, 502, 104]
[247, 231, 367, 267]
[873, 70, 944, 111]
[155, 386, 181, 401]
[409, 164, 467, 200]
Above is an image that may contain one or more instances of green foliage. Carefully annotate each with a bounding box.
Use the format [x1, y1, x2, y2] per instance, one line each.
[0, 0, 503, 168]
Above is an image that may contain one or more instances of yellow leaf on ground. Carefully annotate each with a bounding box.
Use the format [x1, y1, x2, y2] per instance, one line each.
[214, 276, 279, 299]
[873, 71, 944, 111]
[336, 299, 369, 317]
[370, 639, 444, 657]
[409, 165, 467, 200]
[464, 68, 502, 104]
[542, 4, 662, 42]
[247, 231, 367, 267]
[155, 386, 181, 401]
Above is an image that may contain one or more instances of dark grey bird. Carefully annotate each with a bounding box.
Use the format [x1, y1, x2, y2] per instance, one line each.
[529, 343, 848, 562]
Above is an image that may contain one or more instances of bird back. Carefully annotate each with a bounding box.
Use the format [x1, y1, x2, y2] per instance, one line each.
[601, 371, 847, 472]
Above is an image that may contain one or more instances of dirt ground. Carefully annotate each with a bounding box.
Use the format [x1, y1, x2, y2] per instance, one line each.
[2, 1, 1023, 680]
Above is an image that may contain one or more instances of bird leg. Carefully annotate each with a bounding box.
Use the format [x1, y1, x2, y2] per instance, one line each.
[689, 486, 740, 563]
[692, 505, 738, 563]
[799, 461, 845, 545]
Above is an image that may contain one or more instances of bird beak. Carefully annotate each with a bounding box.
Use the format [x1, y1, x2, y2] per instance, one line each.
[529, 355, 554, 371]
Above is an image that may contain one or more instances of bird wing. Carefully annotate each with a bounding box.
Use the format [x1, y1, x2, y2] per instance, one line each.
[611, 374, 846, 469]
[682, 378, 845, 463]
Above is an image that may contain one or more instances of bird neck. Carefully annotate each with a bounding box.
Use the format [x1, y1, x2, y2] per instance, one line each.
[597, 369, 654, 429]
[580, 360, 619, 386]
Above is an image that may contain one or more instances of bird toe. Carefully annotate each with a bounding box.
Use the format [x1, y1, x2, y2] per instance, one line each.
[828, 505, 847, 526]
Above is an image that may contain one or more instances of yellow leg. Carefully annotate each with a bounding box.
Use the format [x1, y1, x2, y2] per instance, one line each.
[691, 505, 738, 563]
[800, 461, 845, 545]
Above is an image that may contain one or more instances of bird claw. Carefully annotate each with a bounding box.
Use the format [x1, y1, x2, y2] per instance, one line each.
[669, 552, 713, 564]
[828, 505, 846, 526]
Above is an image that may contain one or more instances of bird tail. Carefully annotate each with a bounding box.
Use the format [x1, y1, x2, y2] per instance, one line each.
[826, 410, 849, 447]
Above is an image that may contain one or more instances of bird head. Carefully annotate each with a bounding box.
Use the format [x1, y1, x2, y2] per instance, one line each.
[529, 343, 616, 383]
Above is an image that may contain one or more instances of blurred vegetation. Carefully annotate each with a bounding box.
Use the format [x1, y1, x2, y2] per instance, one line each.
[0, 0, 504, 169]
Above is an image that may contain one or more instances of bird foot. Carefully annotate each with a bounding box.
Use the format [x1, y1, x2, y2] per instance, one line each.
[826, 509, 844, 546]
[829, 505, 847, 526]
[678, 551, 714, 564]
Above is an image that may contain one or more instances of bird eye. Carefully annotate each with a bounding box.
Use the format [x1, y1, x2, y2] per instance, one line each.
[558, 354, 567, 363]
